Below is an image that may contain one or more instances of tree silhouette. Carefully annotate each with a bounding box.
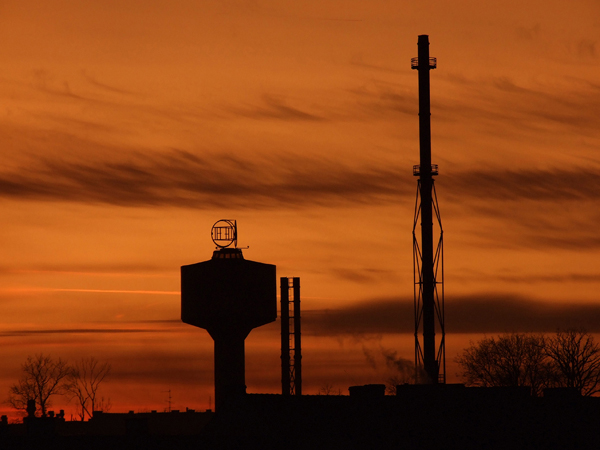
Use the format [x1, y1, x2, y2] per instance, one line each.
[318, 382, 340, 395]
[545, 329, 600, 396]
[7, 354, 70, 417]
[456, 333, 550, 396]
[66, 357, 111, 421]
[457, 330, 600, 397]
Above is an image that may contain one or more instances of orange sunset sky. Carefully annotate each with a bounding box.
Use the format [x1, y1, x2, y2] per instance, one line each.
[1, 0, 600, 418]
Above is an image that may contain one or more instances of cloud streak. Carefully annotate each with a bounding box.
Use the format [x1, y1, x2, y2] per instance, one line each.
[0, 263, 176, 277]
[0, 149, 408, 208]
[0, 327, 174, 338]
[4, 287, 180, 296]
[440, 75, 600, 136]
[330, 268, 395, 284]
[443, 169, 600, 202]
[229, 95, 325, 121]
[303, 295, 600, 335]
[1, 148, 599, 212]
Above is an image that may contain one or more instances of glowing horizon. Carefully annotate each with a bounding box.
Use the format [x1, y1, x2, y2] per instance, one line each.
[1, 0, 599, 420]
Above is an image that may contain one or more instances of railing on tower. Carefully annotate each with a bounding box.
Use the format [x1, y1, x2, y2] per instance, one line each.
[281, 277, 302, 395]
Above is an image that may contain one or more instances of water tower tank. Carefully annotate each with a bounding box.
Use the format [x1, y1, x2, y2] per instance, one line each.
[181, 221, 276, 410]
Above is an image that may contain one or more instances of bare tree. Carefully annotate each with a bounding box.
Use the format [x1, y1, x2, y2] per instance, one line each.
[456, 333, 550, 396]
[7, 374, 36, 413]
[318, 382, 338, 395]
[545, 329, 600, 396]
[67, 375, 88, 421]
[66, 357, 111, 421]
[95, 395, 112, 413]
[7, 354, 71, 417]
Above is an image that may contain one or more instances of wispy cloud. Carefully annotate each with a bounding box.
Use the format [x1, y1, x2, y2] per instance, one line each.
[51, 288, 178, 295]
[443, 168, 600, 202]
[80, 70, 139, 97]
[440, 167, 600, 250]
[347, 83, 416, 118]
[0, 327, 174, 338]
[303, 295, 600, 335]
[0, 149, 408, 208]
[350, 72, 600, 139]
[107, 349, 213, 386]
[453, 270, 600, 285]
[2, 146, 599, 213]
[0, 319, 188, 338]
[0, 263, 176, 277]
[443, 75, 600, 136]
[228, 95, 325, 121]
[5, 287, 179, 295]
[330, 268, 395, 284]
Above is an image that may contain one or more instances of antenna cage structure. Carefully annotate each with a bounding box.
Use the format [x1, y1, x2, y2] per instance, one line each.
[211, 220, 238, 249]
[413, 179, 445, 383]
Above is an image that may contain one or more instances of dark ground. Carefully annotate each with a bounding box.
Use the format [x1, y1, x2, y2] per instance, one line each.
[2, 385, 599, 450]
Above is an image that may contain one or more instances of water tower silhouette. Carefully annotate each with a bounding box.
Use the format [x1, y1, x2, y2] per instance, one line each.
[181, 220, 276, 410]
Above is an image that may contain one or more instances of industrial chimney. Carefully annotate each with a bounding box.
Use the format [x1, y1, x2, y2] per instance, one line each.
[181, 220, 277, 410]
[411, 35, 445, 384]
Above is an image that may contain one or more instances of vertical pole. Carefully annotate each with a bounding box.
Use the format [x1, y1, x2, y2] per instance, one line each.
[280, 278, 291, 395]
[417, 34, 438, 384]
[293, 277, 302, 395]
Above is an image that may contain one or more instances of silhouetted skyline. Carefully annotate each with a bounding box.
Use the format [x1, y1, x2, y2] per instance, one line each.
[1, 0, 599, 419]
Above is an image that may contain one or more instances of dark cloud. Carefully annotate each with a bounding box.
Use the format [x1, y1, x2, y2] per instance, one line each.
[81, 70, 139, 96]
[229, 95, 325, 121]
[136, 319, 182, 325]
[350, 60, 401, 74]
[0, 149, 408, 208]
[446, 295, 600, 333]
[33, 112, 121, 135]
[525, 234, 600, 251]
[352, 73, 600, 136]
[29, 69, 87, 101]
[0, 263, 175, 276]
[452, 75, 600, 135]
[303, 301, 406, 336]
[443, 169, 600, 202]
[1, 144, 599, 253]
[347, 84, 416, 117]
[0, 327, 176, 338]
[303, 294, 600, 336]
[576, 39, 597, 59]
[2, 145, 599, 214]
[439, 168, 600, 250]
[455, 272, 600, 285]
[330, 268, 395, 284]
[515, 24, 541, 41]
[108, 349, 213, 385]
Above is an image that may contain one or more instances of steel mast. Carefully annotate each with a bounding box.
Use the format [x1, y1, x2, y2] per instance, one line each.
[412, 35, 445, 384]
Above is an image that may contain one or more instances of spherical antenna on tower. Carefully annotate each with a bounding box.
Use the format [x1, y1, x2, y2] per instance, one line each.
[211, 219, 237, 248]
